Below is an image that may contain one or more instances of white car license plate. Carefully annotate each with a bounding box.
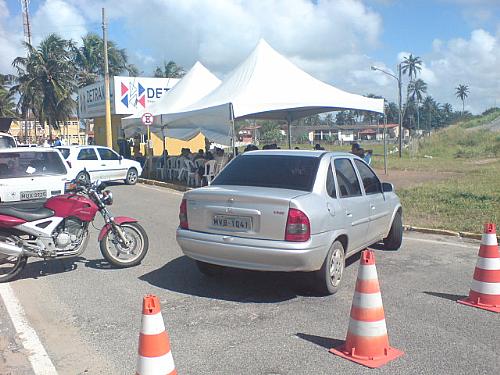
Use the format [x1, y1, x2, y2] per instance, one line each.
[20, 190, 47, 200]
[212, 215, 252, 231]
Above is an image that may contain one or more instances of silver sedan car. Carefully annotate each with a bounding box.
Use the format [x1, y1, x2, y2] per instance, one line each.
[176, 150, 402, 295]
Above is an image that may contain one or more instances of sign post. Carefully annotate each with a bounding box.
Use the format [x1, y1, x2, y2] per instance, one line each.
[141, 113, 154, 179]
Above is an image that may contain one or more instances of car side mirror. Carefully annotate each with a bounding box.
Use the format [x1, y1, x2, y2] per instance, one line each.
[382, 182, 394, 192]
[119, 155, 123, 160]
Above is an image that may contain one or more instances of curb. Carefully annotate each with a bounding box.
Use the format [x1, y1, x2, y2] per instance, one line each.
[404, 225, 499, 241]
[138, 178, 191, 192]
[138, 178, 497, 242]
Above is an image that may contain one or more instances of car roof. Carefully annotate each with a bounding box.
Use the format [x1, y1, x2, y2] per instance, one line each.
[241, 150, 354, 158]
[0, 147, 57, 153]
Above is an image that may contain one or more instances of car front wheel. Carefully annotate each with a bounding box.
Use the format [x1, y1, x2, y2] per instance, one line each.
[314, 240, 345, 295]
[383, 211, 403, 250]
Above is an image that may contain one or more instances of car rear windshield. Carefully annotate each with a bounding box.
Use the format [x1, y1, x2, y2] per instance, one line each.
[212, 154, 320, 191]
[57, 148, 70, 159]
[0, 151, 67, 178]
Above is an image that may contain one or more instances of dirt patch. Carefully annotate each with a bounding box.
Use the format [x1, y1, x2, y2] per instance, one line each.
[373, 169, 459, 190]
[466, 158, 498, 165]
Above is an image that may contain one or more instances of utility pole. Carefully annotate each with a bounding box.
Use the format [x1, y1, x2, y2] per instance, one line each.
[397, 63, 403, 158]
[21, 0, 32, 143]
[102, 8, 113, 149]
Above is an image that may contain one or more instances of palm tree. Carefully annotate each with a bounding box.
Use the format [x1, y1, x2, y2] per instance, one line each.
[153, 61, 185, 78]
[408, 79, 427, 131]
[422, 96, 438, 130]
[400, 54, 422, 124]
[12, 34, 77, 139]
[73, 33, 139, 88]
[0, 74, 17, 117]
[401, 54, 422, 81]
[455, 84, 469, 115]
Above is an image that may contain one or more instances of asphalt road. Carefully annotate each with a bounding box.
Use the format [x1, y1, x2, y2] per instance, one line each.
[3, 183, 500, 374]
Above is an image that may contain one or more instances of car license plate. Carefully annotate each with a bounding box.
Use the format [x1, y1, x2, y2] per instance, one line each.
[212, 215, 252, 231]
[20, 190, 47, 200]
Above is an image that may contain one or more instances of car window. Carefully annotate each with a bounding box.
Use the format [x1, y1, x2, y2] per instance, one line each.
[0, 135, 16, 148]
[97, 148, 120, 161]
[354, 159, 382, 194]
[334, 158, 362, 198]
[0, 151, 67, 178]
[57, 148, 70, 159]
[326, 162, 336, 198]
[212, 155, 320, 192]
[78, 148, 98, 161]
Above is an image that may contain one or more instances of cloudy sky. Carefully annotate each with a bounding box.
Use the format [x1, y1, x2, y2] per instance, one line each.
[1, 0, 499, 114]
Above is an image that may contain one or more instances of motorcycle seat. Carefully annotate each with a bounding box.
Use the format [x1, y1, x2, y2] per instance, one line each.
[0, 206, 55, 222]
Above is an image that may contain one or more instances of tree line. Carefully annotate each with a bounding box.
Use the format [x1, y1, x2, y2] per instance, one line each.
[0, 34, 473, 140]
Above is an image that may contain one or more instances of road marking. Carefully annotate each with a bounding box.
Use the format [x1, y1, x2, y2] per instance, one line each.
[0, 283, 58, 375]
[137, 183, 184, 196]
[404, 236, 477, 249]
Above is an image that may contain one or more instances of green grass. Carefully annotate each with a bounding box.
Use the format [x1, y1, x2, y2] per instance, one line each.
[398, 161, 500, 233]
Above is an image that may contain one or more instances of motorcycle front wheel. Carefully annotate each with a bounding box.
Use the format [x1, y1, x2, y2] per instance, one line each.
[99, 222, 148, 267]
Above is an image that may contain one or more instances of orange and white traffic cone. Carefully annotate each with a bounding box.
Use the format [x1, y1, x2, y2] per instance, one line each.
[330, 249, 403, 368]
[458, 223, 500, 313]
[136, 295, 177, 375]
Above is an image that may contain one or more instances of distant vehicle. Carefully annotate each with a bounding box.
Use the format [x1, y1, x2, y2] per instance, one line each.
[0, 148, 73, 202]
[56, 145, 142, 185]
[0, 133, 17, 148]
[176, 150, 403, 295]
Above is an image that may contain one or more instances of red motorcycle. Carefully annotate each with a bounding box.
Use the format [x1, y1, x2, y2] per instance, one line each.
[0, 180, 148, 282]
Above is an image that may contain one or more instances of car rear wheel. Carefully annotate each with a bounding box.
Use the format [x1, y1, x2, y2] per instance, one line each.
[314, 240, 345, 295]
[125, 168, 138, 185]
[195, 260, 224, 277]
[383, 211, 403, 250]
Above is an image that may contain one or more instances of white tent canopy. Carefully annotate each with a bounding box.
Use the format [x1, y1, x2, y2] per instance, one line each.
[121, 61, 221, 138]
[163, 39, 384, 146]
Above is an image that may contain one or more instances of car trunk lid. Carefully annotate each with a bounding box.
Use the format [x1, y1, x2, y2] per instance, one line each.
[185, 186, 307, 240]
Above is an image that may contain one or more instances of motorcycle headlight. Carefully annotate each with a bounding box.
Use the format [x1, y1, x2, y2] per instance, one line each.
[102, 190, 113, 205]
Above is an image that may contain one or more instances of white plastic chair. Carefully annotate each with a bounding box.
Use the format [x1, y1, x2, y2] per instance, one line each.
[203, 160, 217, 185]
[195, 158, 205, 168]
[155, 158, 164, 180]
[165, 157, 175, 180]
[185, 159, 197, 186]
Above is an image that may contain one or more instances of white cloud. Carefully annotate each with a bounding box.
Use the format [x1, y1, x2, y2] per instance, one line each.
[31, 0, 87, 45]
[422, 29, 500, 113]
[0, 0, 24, 73]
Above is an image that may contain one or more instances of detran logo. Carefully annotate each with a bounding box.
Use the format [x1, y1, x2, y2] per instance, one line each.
[120, 80, 146, 109]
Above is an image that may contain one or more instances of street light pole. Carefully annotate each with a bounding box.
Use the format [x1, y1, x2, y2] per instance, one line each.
[371, 64, 403, 158]
[397, 63, 402, 158]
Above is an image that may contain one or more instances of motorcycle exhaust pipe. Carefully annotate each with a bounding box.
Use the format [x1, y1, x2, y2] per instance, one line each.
[0, 241, 25, 257]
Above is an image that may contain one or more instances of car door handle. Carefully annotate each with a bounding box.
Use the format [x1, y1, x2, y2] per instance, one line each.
[371, 205, 376, 210]
[345, 210, 352, 217]
[101, 164, 106, 166]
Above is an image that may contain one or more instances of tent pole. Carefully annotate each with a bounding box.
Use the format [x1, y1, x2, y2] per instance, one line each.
[161, 124, 167, 180]
[230, 104, 237, 156]
[287, 112, 292, 149]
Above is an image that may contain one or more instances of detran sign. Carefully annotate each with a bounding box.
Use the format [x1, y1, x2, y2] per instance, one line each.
[114, 76, 179, 115]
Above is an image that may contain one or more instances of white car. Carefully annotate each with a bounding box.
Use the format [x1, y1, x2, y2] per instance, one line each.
[0, 148, 72, 202]
[56, 145, 142, 185]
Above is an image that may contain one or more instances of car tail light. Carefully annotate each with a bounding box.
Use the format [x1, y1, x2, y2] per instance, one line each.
[179, 199, 189, 229]
[285, 208, 310, 242]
